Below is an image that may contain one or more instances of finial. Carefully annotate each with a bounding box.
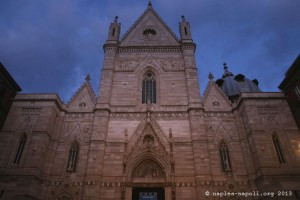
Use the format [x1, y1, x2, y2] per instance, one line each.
[114, 16, 118, 22]
[181, 15, 185, 20]
[148, 1, 152, 6]
[222, 62, 233, 78]
[85, 74, 91, 82]
[208, 72, 214, 80]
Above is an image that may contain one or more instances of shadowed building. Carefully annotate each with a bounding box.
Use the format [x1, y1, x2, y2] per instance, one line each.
[0, 63, 21, 129]
[279, 54, 300, 129]
[0, 2, 300, 200]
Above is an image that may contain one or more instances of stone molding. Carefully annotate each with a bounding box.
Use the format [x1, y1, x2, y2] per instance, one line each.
[118, 47, 182, 54]
[204, 112, 234, 117]
[109, 112, 189, 120]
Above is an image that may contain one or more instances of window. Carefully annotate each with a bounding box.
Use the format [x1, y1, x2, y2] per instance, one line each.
[272, 134, 286, 164]
[142, 71, 156, 104]
[66, 141, 79, 172]
[13, 134, 27, 164]
[219, 142, 232, 172]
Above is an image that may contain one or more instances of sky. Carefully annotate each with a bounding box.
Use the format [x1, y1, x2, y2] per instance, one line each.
[0, 0, 299, 103]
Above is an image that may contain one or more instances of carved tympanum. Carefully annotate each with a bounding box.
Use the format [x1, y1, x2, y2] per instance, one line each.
[132, 159, 165, 178]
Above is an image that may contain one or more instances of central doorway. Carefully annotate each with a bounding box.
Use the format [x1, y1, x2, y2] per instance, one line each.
[132, 187, 165, 200]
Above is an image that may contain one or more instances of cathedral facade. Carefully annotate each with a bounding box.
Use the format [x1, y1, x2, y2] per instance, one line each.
[1, 3, 300, 200]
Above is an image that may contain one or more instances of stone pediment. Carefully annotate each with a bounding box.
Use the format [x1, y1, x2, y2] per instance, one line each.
[120, 6, 179, 47]
[67, 76, 96, 112]
[203, 80, 232, 111]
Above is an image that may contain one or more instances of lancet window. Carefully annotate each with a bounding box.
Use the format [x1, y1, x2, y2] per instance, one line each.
[219, 142, 232, 172]
[66, 141, 79, 172]
[272, 134, 286, 164]
[142, 71, 156, 104]
[13, 134, 27, 164]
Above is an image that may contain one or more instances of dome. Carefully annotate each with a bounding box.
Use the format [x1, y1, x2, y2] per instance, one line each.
[215, 63, 261, 101]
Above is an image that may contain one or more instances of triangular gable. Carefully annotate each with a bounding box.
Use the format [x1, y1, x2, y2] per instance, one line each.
[120, 6, 179, 46]
[63, 122, 87, 144]
[203, 80, 232, 111]
[67, 77, 96, 112]
[212, 122, 234, 144]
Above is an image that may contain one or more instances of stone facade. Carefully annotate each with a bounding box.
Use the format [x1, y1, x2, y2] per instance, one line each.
[1, 3, 300, 200]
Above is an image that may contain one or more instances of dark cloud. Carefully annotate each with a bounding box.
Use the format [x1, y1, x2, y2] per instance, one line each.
[0, 0, 299, 102]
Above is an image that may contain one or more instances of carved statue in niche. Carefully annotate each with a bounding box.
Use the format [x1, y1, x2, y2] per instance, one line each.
[132, 159, 165, 178]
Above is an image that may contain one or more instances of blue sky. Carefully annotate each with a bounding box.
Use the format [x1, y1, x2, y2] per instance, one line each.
[0, 0, 299, 102]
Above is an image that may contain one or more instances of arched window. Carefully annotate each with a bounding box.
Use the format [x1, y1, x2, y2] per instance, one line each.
[142, 71, 156, 104]
[112, 28, 115, 36]
[272, 134, 286, 164]
[219, 142, 232, 172]
[13, 134, 27, 164]
[66, 141, 79, 172]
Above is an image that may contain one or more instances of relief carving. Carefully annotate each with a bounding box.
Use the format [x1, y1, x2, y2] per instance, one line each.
[116, 60, 139, 71]
[158, 60, 184, 71]
[132, 159, 165, 178]
[257, 106, 281, 130]
[15, 107, 41, 132]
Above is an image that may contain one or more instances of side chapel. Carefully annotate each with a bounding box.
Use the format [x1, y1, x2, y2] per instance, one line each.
[0, 2, 300, 200]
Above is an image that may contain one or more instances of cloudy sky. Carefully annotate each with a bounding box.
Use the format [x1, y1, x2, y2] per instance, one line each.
[0, 0, 299, 102]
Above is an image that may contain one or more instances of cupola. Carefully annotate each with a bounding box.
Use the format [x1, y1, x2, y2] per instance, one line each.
[216, 63, 261, 102]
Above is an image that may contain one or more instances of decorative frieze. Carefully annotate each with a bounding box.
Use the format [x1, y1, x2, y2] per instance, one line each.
[115, 60, 140, 71]
[157, 59, 184, 71]
[152, 112, 189, 120]
[176, 182, 196, 187]
[109, 113, 146, 120]
[65, 113, 94, 118]
[109, 112, 189, 120]
[204, 112, 234, 117]
[49, 180, 98, 187]
[118, 47, 182, 54]
[196, 180, 249, 187]
[21, 107, 41, 115]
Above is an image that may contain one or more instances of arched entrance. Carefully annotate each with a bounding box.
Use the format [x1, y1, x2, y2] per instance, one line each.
[123, 122, 174, 200]
[130, 159, 167, 200]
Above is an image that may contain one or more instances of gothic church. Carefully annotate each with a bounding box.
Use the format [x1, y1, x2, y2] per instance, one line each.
[1, 2, 300, 200]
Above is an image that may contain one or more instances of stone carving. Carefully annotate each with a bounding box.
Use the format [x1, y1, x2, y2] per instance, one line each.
[115, 60, 139, 71]
[152, 112, 189, 120]
[158, 60, 184, 71]
[132, 159, 165, 178]
[143, 135, 155, 148]
[258, 106, 281, 130]
[62, 121, 92, 142]
[15, 107, 41, 132]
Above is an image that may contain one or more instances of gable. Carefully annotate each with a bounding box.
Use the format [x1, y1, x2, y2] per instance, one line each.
[203, 81, 232, 111]
[67, 81, 96, 112]
[120, 7, 179, 46]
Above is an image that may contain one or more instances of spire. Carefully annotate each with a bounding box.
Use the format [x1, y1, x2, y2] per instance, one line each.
[179, 15, 193, 42]
[106, 16, 121, 43]
[222, 63, 233, 78]
[148, 0, 152, 7]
